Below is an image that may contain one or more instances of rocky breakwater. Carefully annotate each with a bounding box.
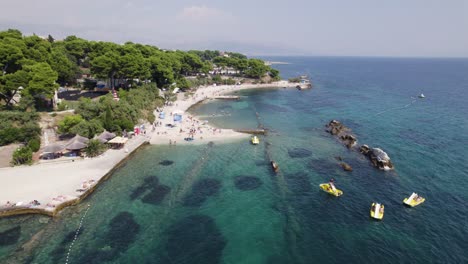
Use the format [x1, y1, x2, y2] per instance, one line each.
[326, 120, 357, 148]
[326, 120, 394, 171]
[359, 145, 394, 170]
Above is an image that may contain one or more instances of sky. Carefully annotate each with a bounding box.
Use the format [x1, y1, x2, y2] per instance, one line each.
[0, 0, 467, 57]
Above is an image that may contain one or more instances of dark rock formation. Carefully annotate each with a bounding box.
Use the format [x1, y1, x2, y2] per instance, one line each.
[340, 162, 353, 171]
[360, 145, 394, 170]
[326, 121, 395, 170]
[326, 120, 357, 148]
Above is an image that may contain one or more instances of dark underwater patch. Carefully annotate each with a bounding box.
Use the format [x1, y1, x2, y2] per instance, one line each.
[288, 148, 312, 158]
[68, 212, 140, 263]
[218, 105, 233, 110]
[234, 176, 263, 191]
[159, 160, 174, 166]
[164, 215, 226, 264]
[0, 226, 21, 246]
[285, 172, 312, 194]
[130, 176, 160, 200]
[255, 160, 269, 166]
[257, 102, 289, 112]
[51, 228, 86, 263]
[141, 185, 171, 205]
[182, 178, 221, 207]
[308, 158, 339, 174]
[107, 211, 140, 251]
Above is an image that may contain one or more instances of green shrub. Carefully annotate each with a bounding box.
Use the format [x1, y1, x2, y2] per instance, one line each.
[11, 146, 33, 166]
[84, 139, 106, 157]
[69, 119, 104, 138]
[57, 103, 67, 111]
[27, 137, 41, 152]
[58, 115, 84, 134]
[0, 127, 21, 145]
[147, 112, 155, 124]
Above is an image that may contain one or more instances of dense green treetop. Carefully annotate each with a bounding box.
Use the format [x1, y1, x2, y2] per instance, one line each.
[0, 28, 280, 107]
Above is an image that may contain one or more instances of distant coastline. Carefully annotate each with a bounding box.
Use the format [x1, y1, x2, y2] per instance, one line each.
[264, 61, 291, 66]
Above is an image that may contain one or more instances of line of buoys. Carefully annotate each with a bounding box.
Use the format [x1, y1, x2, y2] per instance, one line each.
[65, 204, 91, 264]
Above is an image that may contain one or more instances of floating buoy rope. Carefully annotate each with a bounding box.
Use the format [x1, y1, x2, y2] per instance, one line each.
[65, 204, 91, 264]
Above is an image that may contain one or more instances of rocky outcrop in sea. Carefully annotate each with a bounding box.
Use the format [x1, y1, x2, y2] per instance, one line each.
[359, 145, 394, 170]
[326, 120, 394, 170]
[326, 120, 357, 148]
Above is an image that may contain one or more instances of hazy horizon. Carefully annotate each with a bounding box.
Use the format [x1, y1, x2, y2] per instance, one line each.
[1, 0, 467, 58]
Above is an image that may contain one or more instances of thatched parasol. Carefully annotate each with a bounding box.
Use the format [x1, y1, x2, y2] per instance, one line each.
[98, 130, 116, 141]
[65, 140, 88, 150]
[93, 135, 108, 143]
[42, 143, 65, 153]
[68, 134, 89, 144]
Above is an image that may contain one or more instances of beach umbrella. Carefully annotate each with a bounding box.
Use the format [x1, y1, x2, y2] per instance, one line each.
[65, 140, 87, 150]
[42, 143, 65, 153]
[98, 130, 116, 141]
[108, 136, 128, 144]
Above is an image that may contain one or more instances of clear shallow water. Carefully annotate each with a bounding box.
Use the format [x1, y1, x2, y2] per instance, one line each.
[1, 57, 468, 263]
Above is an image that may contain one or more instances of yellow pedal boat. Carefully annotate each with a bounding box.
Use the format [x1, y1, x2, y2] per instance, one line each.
[319, 183, 343, 197]
[403, 192, 425, 207]
[370, 203, 384, 220]
[251, 136, 260, 145]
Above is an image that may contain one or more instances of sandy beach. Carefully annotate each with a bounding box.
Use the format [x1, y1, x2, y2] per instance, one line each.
[150, 80, 295, 145]
[0, 80, 297, 217]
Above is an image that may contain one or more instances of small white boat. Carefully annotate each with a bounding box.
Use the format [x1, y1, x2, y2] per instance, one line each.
[418, 93, 425, 98]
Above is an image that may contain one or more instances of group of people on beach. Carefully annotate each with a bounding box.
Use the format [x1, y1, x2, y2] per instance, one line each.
[2, 199, 41, 209]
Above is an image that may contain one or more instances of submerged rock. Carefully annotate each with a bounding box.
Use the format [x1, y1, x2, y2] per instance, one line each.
[0, 226, 21, 246]
[107, 212, 140, 251]
[234, 176, 263, 191]
[308, 158, 339, 174]
[165, 215, 226, 264]
[182, 179, 221, 207]
[340, 162, 353, 172]
[288, 148, 312, 158]
[159, 160, 174, 166]
[130, 176, 160, 200]
[141, 185, 171, 205]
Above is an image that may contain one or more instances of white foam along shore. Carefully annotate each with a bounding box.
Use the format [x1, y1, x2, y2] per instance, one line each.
[0, 80, 298, 217]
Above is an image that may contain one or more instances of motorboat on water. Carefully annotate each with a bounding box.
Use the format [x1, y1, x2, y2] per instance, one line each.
[296, 76, 312, 90]
[251, 136, 260, 145]
[271, 161, 279, 173]
[418, 93, 425, 98]
[403, 192, 425, 207]
[370, 203, 384, 220]
[319, 183, 343, 197]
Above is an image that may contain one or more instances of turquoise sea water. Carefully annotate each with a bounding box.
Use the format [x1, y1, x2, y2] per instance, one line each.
[1, 57, 467, 263]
